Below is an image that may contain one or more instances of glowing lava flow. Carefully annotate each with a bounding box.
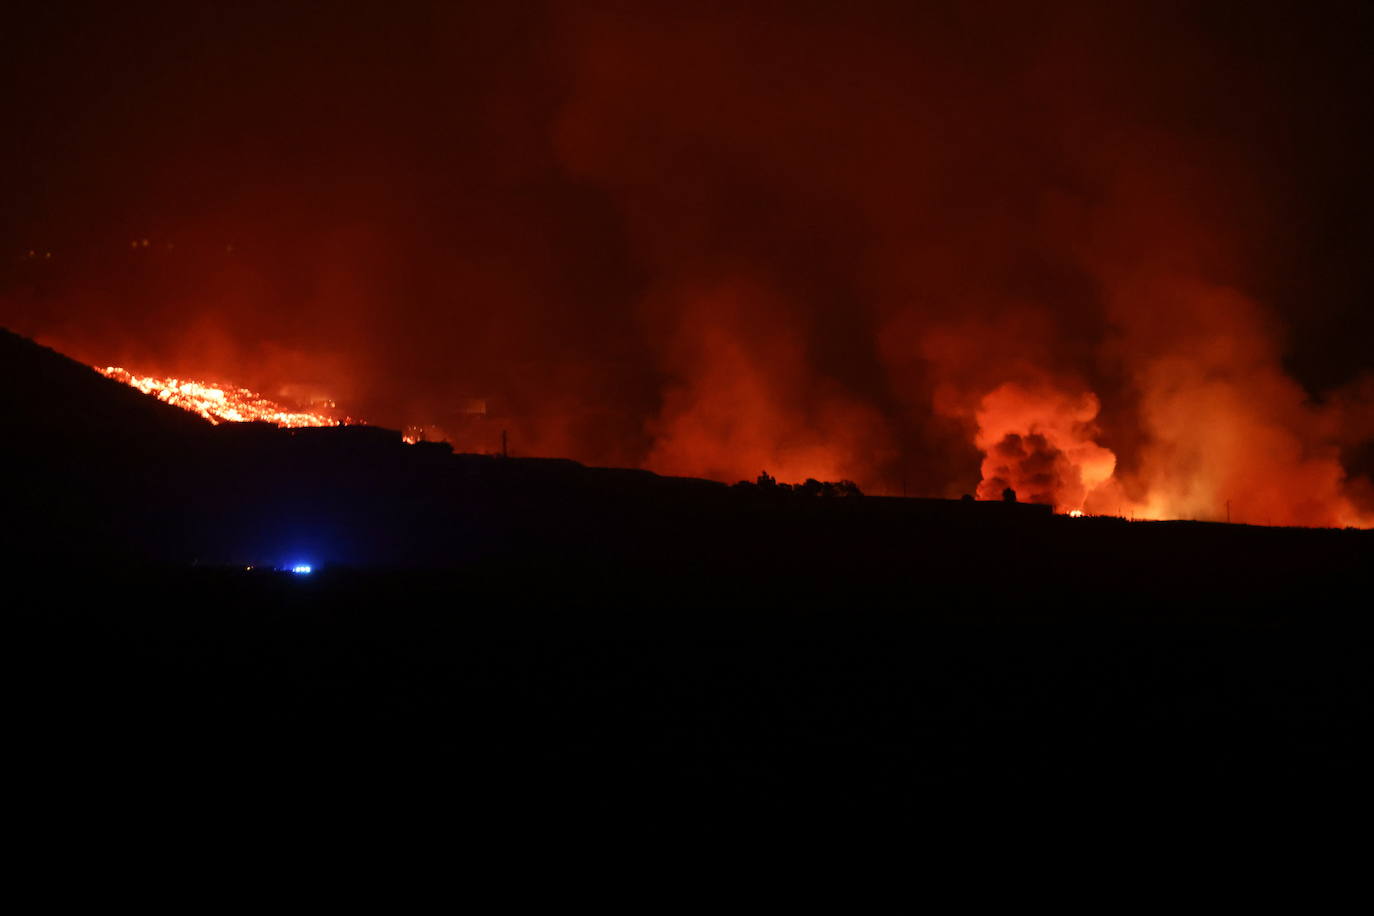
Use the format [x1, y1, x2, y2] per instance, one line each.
[97, 366, 347, 427]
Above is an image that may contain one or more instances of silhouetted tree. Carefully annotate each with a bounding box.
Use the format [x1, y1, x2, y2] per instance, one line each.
[732, 472, 859, 499]
[1002, 487, 1017, 503]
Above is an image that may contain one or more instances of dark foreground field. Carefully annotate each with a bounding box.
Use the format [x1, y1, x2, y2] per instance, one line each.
[9, 525, 1371, 820]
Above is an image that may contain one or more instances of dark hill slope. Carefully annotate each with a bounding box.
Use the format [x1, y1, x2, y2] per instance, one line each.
[2, 328, 218, 561]
[2, 326, 736, 565]
[3, 326, 1052, 573]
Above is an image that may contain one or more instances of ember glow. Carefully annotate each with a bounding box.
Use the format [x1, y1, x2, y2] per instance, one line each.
[97, 367, 345, 428]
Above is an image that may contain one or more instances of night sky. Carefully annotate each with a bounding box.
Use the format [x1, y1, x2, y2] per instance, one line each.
[3, 1, 1372, 520]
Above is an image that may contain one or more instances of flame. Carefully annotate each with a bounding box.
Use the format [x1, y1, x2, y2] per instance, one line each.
[97, 366, 349, 428]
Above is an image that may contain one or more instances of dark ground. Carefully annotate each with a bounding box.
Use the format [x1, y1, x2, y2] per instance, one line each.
[4, 328, 1372, 817]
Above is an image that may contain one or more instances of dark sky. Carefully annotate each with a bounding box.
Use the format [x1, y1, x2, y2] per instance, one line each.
[3, 1, 1372, 512]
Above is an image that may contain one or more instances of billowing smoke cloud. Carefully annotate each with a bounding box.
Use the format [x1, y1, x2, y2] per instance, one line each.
[2, 1, 1372, 524]
[973, 382, 1115, 509]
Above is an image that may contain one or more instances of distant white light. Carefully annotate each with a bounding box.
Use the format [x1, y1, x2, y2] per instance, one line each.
[292, 564, 313, 574]
[1068, 509, 1084, 518]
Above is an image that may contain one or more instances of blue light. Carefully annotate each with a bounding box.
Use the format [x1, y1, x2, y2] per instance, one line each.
[291, 564, 313, 575]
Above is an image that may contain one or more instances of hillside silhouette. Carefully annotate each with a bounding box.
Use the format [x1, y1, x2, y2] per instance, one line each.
[2, 325, 1058, 574]
[4, 327, 1372, 815]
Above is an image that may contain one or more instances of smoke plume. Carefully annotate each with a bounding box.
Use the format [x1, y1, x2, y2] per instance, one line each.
[2, 1, 1371, 524]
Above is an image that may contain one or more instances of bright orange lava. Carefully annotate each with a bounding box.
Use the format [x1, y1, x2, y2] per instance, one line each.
[97, 366, 348, 428]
